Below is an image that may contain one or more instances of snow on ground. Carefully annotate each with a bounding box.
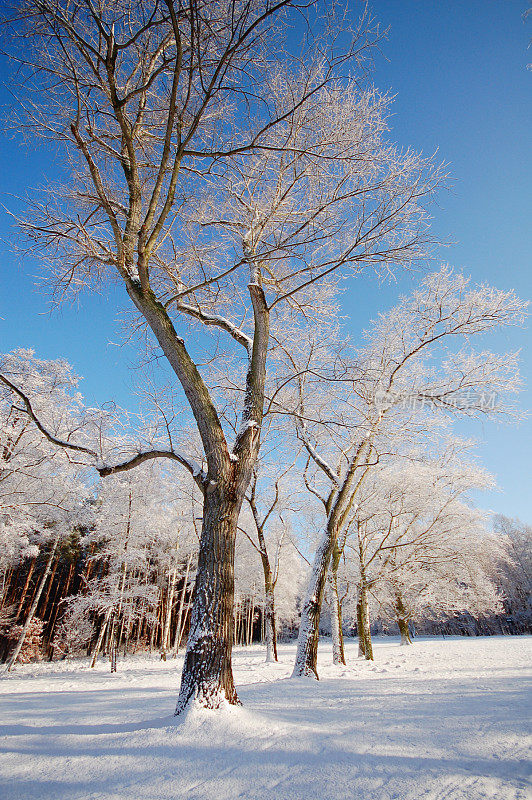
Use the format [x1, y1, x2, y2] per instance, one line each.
[0, 636, 530, 800]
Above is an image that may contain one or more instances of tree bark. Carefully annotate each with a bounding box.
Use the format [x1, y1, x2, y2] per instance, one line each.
[175, 480, 244, 713]
[397, 617, 412, 645]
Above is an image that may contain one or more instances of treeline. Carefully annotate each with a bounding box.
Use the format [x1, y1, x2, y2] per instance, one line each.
[1, 490, 530, 670]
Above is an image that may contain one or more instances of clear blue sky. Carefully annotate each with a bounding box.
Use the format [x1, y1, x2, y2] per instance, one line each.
[0, 0, 530, 520]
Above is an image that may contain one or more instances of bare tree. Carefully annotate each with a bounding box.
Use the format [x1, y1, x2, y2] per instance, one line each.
[291, 267, 526, 677]
[1, 0, 441, 711]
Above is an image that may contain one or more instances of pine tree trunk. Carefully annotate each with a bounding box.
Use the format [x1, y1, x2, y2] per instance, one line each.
[6, 531, 60, 671]
[175, 482, 242, 713]
[15, 558, 36, 619]
[40, 557, 59, 617]
[161, 565, 178, 660]
[173, 551, 193, 656]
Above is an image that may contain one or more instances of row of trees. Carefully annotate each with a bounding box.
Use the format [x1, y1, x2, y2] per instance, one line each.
[0, 1, 528, 712]
[2, 263, 530, 673]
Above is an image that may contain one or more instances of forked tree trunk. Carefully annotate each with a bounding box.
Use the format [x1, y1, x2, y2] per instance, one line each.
[397, 617, 412, 645]
[175, 481, 243, 713]
[248, 475, 280, 663]
[395, 594, 412, 645]
[293, 441, 370, 679]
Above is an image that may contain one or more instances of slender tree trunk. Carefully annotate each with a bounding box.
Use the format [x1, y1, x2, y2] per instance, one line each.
[246, 597, 254, 646]
[264, 582, 278, 663]
[356, 598, 366, 657]
[292, 519, 338, 679]
[328, 543, 346, 666]
[258, 552, 278, 662]
[0, 567, 13, 610]
[173, 551, 193, 656]
[251, 492, 279, 662]
[6, 531, 60, 671]
[47, 563, 75, 658]
[357, 579, 373, 661]
[15, 558, 36, 619]
[40, 557, 59, 617]
[90, 607, 112, 668]
[175, 482, 243, 713]
[329, 583, 345, 666]
[110, 626, 117, 673]
[161, 565, 178, 660]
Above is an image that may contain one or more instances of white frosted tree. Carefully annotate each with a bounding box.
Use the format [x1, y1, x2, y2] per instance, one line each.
[291, 267, 526, 677]
[1, 0, 443, 711]
[0, 350, 92, 670]
[350, 448, 503, 651]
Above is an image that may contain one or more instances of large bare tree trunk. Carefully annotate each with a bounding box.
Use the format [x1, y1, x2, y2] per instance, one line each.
[175, 481, 244, 713]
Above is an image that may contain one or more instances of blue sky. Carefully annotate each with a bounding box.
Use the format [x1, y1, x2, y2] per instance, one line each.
[0, 0, 530, 520]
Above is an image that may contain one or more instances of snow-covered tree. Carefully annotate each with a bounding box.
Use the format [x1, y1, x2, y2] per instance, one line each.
[291, 267, 526, 677]
[351, 449, 503, 651]
[2, 1, 443, 711]
[493, 515, 532, 632]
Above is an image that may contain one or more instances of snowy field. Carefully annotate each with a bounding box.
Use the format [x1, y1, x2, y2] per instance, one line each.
[0, 636, 530, 800]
